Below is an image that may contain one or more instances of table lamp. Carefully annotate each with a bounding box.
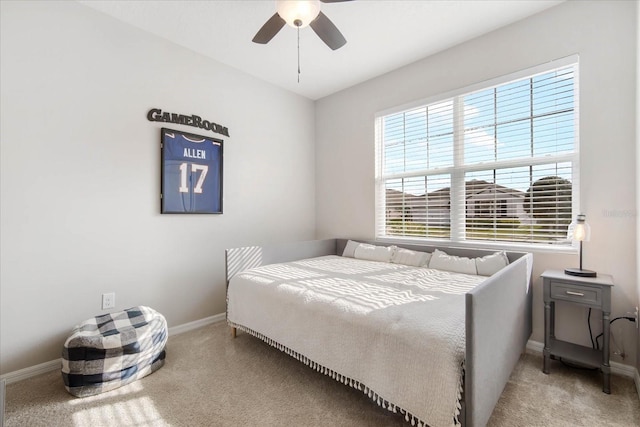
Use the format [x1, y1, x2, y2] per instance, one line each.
[565, 213, 597, 277]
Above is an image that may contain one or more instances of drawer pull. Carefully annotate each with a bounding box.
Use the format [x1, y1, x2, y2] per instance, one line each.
[566, 291, 584, 297]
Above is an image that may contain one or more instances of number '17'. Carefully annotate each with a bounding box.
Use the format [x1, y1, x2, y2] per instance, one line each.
[178, 163, 208, 194]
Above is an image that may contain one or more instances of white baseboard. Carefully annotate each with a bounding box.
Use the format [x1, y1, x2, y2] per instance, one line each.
[0, 359, 62, 385]
[168, 312, 225, 336]
[0, 312, 226, 385]
[526, 340, 639, 381]
[1, 378, 5, 427]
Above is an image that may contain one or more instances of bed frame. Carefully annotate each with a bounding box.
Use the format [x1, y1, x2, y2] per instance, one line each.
[225, 239, 533, 427]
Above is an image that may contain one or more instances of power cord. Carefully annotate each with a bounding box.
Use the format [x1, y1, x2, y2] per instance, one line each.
[560, 310, 635, 370]
[594, 315, 636, 351]
[588, 308, 595, 348]
[557, 307, 598, 370]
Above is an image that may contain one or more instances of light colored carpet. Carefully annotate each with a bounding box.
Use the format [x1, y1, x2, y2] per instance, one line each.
[4, 321, 639, 427]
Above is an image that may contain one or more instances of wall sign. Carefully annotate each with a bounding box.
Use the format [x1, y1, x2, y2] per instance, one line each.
[161, 128, 223, 214]
[148, 108, 230, 137]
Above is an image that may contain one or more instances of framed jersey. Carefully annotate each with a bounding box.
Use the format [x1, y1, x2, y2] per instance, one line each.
[161, 128, 223, 214]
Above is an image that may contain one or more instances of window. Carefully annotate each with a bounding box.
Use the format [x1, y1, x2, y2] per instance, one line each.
[375, 58, 578, 248]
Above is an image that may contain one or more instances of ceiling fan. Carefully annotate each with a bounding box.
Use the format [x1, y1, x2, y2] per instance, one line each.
[253, 0, 352, 51]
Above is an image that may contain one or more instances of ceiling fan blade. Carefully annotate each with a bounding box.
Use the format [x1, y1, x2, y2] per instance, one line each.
[252, 13, 286, 44]
[320, 0, 353, 3]
[309, 11, 347, 50]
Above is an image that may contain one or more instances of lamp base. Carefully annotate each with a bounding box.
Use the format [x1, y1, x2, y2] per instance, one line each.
[564, 267, 597, 278]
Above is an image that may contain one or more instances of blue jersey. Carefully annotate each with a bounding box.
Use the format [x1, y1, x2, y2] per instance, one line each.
[161, 129, 223, 213]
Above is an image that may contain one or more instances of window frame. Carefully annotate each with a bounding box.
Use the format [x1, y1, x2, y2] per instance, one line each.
[374, 55, 580, 253]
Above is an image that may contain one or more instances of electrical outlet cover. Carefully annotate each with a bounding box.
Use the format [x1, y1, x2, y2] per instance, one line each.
[102, 293, 115, 310]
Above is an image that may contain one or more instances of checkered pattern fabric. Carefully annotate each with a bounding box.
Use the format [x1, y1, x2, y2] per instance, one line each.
[62, 306, 167, 397]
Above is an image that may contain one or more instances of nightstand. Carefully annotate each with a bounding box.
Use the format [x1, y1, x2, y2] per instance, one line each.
[541, 269, 614, 394]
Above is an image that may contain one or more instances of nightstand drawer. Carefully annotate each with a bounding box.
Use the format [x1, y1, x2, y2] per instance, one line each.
[549, 281, 601, 306]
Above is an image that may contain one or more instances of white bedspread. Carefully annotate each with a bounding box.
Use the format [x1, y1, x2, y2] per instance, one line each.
[227, 255, 486, 427]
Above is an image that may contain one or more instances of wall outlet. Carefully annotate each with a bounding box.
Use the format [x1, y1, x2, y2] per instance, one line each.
[102, 292, 115, 310]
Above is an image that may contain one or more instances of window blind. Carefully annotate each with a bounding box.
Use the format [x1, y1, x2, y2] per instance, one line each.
[375, 59, 578, 247]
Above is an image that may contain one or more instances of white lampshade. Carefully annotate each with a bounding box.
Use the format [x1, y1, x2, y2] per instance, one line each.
[567, 213, 591, 242]
[276, 0, 321, 28]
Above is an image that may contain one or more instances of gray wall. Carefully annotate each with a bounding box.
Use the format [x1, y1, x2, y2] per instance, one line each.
[0, 1, 316, 374]
[315, 0, 639, 367]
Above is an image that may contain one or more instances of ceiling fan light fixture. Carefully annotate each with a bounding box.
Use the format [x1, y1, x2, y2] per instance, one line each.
[276, 0, 321, 28]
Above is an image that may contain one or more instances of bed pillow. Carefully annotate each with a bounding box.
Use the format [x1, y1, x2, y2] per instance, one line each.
[391, 248, 432, 267]
[353, 243, 395, 263]
[428, 249, 478, 275]
[342, 240, 361, 258]
[475, 251, 509, 276]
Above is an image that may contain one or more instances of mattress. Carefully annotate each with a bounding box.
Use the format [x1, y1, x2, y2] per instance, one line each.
[227, 255, 486, 427]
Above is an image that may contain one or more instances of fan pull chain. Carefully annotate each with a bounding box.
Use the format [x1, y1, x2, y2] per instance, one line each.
[297, 25, 300, 83]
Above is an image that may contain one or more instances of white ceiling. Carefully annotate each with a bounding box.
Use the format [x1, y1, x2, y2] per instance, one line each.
[79, 0, 564, 100]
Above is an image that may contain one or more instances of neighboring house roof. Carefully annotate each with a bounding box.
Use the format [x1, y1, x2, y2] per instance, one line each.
[386, 179, 525, 205]
[445, 179, 525, 199]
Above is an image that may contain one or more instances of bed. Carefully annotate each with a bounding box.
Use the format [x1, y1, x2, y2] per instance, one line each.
[225, 239, 533, 427]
